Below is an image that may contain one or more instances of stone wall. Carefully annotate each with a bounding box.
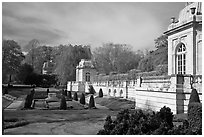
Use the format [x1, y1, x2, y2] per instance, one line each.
[91, 74, 202, 114]
[67, 74, 202, 114]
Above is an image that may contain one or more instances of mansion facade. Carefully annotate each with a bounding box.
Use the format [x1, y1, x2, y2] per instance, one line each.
[67, 2, 202, 114]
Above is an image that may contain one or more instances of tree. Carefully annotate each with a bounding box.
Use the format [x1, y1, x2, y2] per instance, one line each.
[138, 35, 168, 72]
[2, 40, 24, 83]
[53, 45, 91, 85]
[17, 63, 34, 84]
[154, 35, 168, 49]
[22, 39, 40, 52]
[24, 45, 53, 74]
[93, 43, 143, 74]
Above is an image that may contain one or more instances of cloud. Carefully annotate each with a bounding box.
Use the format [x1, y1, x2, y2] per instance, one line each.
[2, 2, 185, 50]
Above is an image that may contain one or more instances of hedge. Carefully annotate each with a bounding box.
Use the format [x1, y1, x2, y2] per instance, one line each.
[187, 102, 202, 135]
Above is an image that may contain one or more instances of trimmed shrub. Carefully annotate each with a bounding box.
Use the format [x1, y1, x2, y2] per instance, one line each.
[61, 89, 65, 96]
[89, 85, 95, 94]
[24, 89, 35, 108]
[187, 102, 202, 135]
[73, 92, 78, 101]
[68, 91, 72, 99]
[80, 93, 85, 105]
[30, 88, 35, 96]
[64, 89, 68, 96]
[89, 95, 95, 108]
[99, 88, 103, 97]
[46, 88, 49, 94]
[60, 95, 67, 110]
[113, 89, 116, 96]
[157, 106, 174, 128]
[188, 89, 200, 104]
[24, 94, 32, 108]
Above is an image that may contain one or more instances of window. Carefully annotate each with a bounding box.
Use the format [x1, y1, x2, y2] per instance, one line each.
[85, 72, 90, 82]
[197, 41, 202, 73]
[176, 43, 186, 74]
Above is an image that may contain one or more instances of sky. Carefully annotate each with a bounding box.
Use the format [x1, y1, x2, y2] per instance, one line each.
[2, 2, 186, 51]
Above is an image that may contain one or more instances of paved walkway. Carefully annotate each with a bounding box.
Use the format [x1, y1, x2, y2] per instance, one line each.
[4, 95, 26, 110]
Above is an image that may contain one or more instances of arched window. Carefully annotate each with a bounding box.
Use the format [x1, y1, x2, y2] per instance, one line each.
[197, 40, 202, 73]
[85, 72, 90, 82]
[176, 43, 186, 74]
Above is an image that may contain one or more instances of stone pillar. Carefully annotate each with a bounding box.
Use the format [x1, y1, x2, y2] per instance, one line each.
[136, 77, 142, 87]
[170, 74, 185, 114]
[125, 81, 128, 99]
[176, 74, 185, 114]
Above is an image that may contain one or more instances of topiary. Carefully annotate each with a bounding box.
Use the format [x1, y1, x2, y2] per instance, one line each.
[89, 85, 95, 94]
[67, 91, 72, 99]
[89, 95, 95, 108]
[188, 89, 200, 104]
[24, 89, 35, 109]
[30, 88, 35, 97]
[47, 88, 49, 94]
[73, 92, 78, 101]
[187, 102, 202, 135]
[24, 94, 32, 108]
[60, 95, 67, 110]
[64, 89, 68, 96]
[99, 88, 103, 97]
[61, 89, 65, 96]
[80, 93, 85, 105]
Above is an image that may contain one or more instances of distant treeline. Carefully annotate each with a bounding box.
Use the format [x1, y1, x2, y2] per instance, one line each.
[2, 34, 168, 86]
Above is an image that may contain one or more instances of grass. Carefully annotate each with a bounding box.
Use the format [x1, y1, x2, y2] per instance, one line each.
[95, 96, 135, 110]
[3, 117, 30, 129]
[4, 109, 118, 123]
[5, 88, 32, 98]
[2, 98, 13, 109]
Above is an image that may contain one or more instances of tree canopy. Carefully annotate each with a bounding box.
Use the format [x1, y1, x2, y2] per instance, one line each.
[93, 43, 143, 74]
[2, 40, 24, 83]
[138, 35, 168, 72]
[23, 44, 91, 85]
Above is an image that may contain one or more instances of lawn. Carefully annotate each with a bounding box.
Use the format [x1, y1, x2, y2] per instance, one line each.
[95, 96, 135, 110]
[3, 87, 187, 135]
[3, 109, 119, 135]
[5, 88, 32, 98]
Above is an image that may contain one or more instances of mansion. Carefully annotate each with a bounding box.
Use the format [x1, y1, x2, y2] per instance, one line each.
[67, 2, 202, 114]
